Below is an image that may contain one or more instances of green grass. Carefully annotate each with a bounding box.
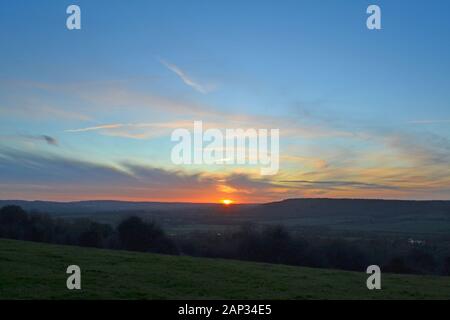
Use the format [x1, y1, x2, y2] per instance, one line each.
[0, 238, 449, 300]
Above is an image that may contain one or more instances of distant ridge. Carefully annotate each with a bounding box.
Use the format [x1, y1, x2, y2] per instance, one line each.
[250, 198, 450, 219]
[1, 198, 449, 216]
[2, 198, 450, 235]
[0, 199, 220, 214]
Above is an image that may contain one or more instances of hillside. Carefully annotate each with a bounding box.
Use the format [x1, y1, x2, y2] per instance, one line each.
[0, 239, 449, 299]
[2, 198, 450, 235]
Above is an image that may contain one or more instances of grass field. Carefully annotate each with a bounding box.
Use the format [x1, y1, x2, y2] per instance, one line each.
[0, 238, 449, 299]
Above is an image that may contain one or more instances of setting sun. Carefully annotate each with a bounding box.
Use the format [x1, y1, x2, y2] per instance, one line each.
[221, 199, 234, 206]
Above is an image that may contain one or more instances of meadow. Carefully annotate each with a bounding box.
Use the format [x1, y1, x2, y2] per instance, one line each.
[1, 238, 449, 300]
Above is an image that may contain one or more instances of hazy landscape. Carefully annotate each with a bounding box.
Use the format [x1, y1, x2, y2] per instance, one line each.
[2, 198, 449, 236]
[2, 1, 450, 302]
[1, 197, 450, 300]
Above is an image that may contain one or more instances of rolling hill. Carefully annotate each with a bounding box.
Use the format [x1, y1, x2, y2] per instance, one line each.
[2, 198, 450, 236]
[0, 238, 449, 299]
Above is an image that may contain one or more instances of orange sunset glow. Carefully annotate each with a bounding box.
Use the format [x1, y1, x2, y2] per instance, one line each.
[1, 2, 450, 205]
[221, 199, 234, 206]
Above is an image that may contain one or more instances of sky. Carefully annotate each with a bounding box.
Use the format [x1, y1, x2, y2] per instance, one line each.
[1, 0, 450, 203]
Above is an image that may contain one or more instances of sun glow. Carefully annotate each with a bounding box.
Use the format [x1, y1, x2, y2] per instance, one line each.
[221, 199, 234, 206]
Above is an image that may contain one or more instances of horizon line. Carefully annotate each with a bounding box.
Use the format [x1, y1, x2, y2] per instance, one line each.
[1, 197, 450, 205]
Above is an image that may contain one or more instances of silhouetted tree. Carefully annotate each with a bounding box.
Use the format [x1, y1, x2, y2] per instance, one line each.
[0, 205, 29, 239]
[384, 257, 414, 274]
[0, 205, 28, 224]
[236, 223, 263, 261]
[407, 248, 437, 274]
[117, 216, 177, 254]
[261, 225, 294, 264]
[324, 240, 367, 271]
[26, 213, 55, 242]
[79, 222, 113, 248]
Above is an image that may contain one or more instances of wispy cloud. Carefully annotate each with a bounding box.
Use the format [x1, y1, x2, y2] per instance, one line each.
[64, 121, 194, 139]
[9, 80, 350, 141]
[160, 59, 210, 94]
[65, 124, 124, 133]
[39, 135, 58, 146]
[19, 134, 59, 146]
[280, 179, 399, 190]
[0, 148, 286, 202]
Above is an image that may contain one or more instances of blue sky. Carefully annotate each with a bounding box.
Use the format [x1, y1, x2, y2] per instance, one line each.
[1, 0, 450, 202]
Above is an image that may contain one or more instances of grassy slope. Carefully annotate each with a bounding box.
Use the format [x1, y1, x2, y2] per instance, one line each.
[0, 239, 449, 299]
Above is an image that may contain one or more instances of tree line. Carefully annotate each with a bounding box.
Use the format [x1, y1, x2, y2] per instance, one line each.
[1, 205, 450, 276]
[0, 205, 177, 254]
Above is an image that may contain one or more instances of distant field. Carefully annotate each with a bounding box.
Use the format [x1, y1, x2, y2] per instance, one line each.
[1, 239, 449, 299]
[2, 199, 450, 237]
